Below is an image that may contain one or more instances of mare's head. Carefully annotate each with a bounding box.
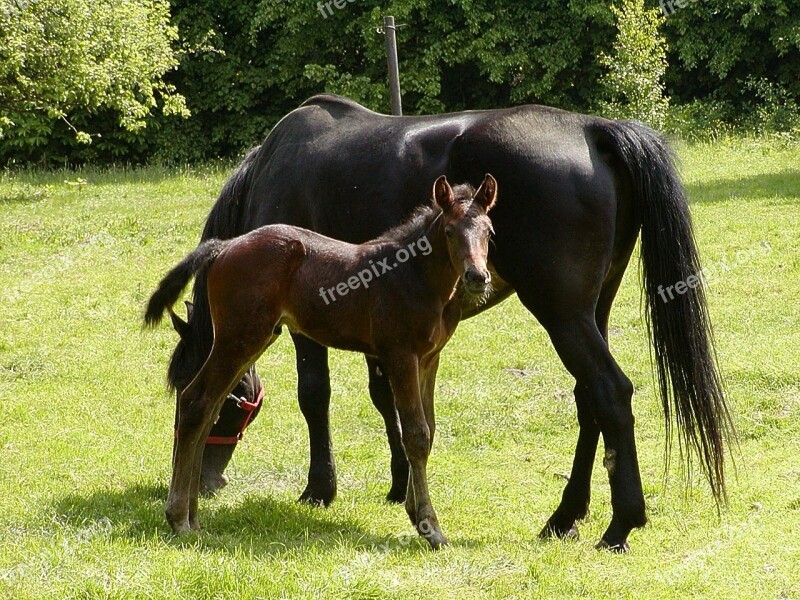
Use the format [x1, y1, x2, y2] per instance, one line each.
[433, 174, 498, 296]
[168, 301, 262, 495]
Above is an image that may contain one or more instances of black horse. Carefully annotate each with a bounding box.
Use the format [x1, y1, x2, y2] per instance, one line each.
[163, 94, 732, 551]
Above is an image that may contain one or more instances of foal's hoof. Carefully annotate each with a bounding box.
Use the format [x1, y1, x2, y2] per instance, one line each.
[166, 514, 193, 535]
[539, 522, 580, 541]
[424, 531, 449, 551]
[595, 539, 630, 553]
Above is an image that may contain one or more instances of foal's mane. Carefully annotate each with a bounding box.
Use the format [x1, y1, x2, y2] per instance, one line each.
[374, 183, 477, 245]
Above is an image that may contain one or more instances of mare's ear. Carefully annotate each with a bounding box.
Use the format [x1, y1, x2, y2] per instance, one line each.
[432, 175, 456, 212]
[169, 307, 191, 341]
[474, 173, 498, 211]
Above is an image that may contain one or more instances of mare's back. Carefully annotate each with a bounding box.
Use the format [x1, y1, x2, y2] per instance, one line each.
[244, 95, 612, 266]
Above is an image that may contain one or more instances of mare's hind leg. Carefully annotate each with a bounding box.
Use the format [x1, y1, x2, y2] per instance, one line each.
[539, 315, 646, 551]
[539, 383, 600, 540]
[366, 356, 409, 503]
[293, 333, 337, 507]
[539, 268, 626, 541]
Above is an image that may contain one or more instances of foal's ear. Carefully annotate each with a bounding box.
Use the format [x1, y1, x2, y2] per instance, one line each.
[169, 307, 191, 340]
[184, 300, 194, 321]
[432, 175, 456, 212]
[474, 173, 498, 211]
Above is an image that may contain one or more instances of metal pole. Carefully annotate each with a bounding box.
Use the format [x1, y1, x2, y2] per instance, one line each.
[383, 15, 402, 116]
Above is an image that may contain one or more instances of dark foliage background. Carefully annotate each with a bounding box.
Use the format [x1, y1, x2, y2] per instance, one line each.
[3, 0, 798, 165]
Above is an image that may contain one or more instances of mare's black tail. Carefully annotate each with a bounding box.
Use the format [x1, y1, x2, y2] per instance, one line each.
[598, 119, 734, 502]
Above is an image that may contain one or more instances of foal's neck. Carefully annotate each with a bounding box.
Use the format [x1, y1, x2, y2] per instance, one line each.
[415, 214, 460, 303]
[367, 207, 460, 305]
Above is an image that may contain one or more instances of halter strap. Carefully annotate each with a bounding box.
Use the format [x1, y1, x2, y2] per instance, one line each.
[174, 383, 265, 446]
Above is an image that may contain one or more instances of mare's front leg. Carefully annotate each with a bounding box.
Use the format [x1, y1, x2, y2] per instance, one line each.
[385, 353, 447, 550]
[292, 333, 337, 506]
[365, 356, 409, 503]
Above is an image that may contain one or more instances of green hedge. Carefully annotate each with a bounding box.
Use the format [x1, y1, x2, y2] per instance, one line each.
[2, 0, 798, 165]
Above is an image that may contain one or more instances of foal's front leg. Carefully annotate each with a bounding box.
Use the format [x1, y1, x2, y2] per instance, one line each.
[402, 353, 441, 532]
[366, 355, 409, 503]
[385, 354, 447, 550]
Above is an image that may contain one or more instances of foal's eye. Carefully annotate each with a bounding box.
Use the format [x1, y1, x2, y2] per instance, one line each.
[444, 226, 454, 237]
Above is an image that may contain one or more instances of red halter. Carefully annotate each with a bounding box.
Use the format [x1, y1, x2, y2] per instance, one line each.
[174, 384, 264, 446]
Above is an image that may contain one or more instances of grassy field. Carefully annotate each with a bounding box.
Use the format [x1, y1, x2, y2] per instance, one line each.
[1, 136, 798, 599]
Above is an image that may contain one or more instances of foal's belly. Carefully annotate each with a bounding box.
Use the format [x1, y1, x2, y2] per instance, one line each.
[278, 312, 377, 356]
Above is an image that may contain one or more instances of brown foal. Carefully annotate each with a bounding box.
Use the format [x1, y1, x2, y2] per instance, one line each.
[145, 174, 498, 548]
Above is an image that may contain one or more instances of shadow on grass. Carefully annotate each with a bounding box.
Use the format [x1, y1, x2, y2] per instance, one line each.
[51, 482, 482, 556]
[686, 170, 800, 205]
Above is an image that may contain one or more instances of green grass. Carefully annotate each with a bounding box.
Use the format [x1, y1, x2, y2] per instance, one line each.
[1, 137, 799, 599]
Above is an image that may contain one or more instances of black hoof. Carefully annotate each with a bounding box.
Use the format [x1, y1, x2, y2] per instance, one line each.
[595, 539, 630, 553]
[424, 531, 448, 551]
[539, 522, 580, 541]
[385, 486, 406, 504]
[298, 482, 336, 507]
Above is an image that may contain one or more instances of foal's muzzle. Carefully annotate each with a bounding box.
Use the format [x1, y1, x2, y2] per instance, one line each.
[463, 268, 491, 294]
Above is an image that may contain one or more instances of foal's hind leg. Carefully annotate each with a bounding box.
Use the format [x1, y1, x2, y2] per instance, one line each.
[366, 356, 409, 503]
[168, 326, 279, 533]
[168, 370, 238, 533]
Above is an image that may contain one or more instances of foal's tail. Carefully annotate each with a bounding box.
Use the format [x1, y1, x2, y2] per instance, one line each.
[144, 240, 229, 327]
[598, 119, 734, 503]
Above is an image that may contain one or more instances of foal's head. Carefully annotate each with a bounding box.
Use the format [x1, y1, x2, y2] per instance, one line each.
[433, 174, 498, 296]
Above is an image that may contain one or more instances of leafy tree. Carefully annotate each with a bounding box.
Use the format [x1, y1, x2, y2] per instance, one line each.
[4, 0, 798, 164]
[141, 0, 615, 162]
[598, 0, 669, 128]
[0, 0, 186, 158]
[662, 0, 800, 128]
